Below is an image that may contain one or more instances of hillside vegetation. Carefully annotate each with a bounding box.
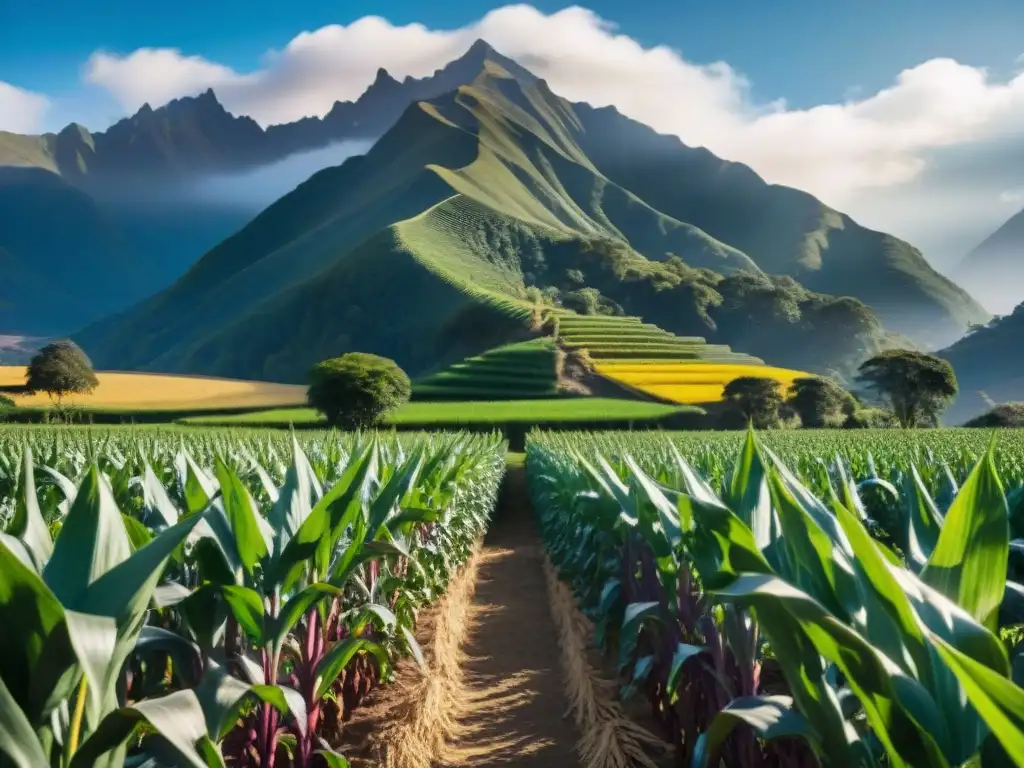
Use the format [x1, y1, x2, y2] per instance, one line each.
[940, 302, 1024, 423]
[78, 44, 978, 382]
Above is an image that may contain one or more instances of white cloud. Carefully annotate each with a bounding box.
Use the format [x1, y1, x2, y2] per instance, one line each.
[80, 5, 1024, 211]
[84, 48, 253, 111]
[0, 80, 50, 133]
[999, 187, 1024, 205]
[73, 3, 1024, 265]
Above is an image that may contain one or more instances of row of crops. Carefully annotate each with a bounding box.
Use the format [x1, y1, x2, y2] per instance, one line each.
[0, 428, 505, 767]
[552, 314, 805, 405]
[411, 338, 560, 400]
[527, 428, 1024, 766]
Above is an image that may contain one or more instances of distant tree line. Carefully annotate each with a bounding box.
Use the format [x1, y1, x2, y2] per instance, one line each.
[722, 348, 960, 429]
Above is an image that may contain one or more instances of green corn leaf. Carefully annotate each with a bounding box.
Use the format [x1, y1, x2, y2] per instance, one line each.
[316, 750, 352, 768]
[366, 446, 426, 539]
[178, 584, 227, 652]
[0, 536, 78, 724]
[904, 464, 945, 570]
[271, 582, 344, 649]
[267, 435, 321, 556]
[348, 602, 398, 636]
[62, 609, 118, 726]
[221, 585, 266, 644]
[619, 601, 660, 672]
[922, 443, 1010, 631]
[693, 695, 820, 768]
[714, 572, 950, 767]
[830, 494, 930, 678]
[401, 625, 427, 673]
[40, 464, 78, 514]
[250, 683, 308, 737]
[273, 442, 376, 591]
[44, 464, 132, 609]
[141, 464, 179, 527]
[314, 638, 390, 700]
[121, 513, 153, 551]
[8, 446, 53, 571]
[624, 455, 682, 551]
[678, 490, 772, 588]
[70, 689, 209, 768]
[182, 451, 217, 516]
[728, 428, 775, 548]
[0, 675, 49, 768]
[666, 643, 705, 704]
[931, 634, 1024, 767]
[82, 510, 207, 621]
[213, 456, 269, 576]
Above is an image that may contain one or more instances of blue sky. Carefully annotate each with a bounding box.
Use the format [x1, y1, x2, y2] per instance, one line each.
[3, 0, 1022, 109]
[1, 1, 1023, 282]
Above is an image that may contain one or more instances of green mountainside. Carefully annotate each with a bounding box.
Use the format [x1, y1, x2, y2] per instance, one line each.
[0, 167, 146, 333]
[952, 206, 1024, 315]
[940, 302, 1024, 423]
[77, 53, 913, 382]
[571, 104, 988, 344]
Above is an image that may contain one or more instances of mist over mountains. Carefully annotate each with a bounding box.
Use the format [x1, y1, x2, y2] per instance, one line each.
[0, 39, 1003, 414]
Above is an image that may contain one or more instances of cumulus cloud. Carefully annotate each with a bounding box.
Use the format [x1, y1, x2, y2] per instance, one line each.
[0, 80, 50, 132]
[80, 5, 1024, 211]
[84, 48, 254, 111]
[73, 4, 1024, 271]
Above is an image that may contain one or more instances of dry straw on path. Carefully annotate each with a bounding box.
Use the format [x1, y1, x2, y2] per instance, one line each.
[543, 555, 667, 768]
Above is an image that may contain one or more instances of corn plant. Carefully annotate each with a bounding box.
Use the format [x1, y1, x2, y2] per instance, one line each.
[0, 427, 504, 767]
[528, 428, 1024, 767]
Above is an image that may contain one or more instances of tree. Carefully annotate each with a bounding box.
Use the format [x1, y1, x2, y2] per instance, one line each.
[787, 376, 856, 428]
[307, 352, 411, 429]
[25, 341, 98, 406]
[722, 376, 784, 428]
[856, 349, 958, 428]
[963, 402, 1024, 428]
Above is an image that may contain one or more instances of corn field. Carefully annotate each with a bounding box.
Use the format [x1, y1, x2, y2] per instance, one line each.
[0, 427, 505, 767]
[527, 428, 1024, 767]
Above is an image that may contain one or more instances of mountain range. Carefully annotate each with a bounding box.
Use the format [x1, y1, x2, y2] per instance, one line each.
[0, 40, 993, 386]
[952, 205, 1024, 316]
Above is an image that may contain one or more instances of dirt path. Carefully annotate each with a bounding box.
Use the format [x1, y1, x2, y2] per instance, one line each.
[442, 457, 581, 767]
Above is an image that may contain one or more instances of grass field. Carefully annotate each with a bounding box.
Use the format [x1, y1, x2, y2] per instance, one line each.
[595, 361, 809, 405]
[0, 367, 306, 410]
[184, 398, 700, 427]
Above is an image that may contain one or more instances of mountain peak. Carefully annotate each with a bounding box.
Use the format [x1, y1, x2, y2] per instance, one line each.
[371, 67, 399, 87]
[466, 38, 498, 58]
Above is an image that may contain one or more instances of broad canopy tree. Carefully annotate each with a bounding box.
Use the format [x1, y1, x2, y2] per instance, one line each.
[307, 352, 411, 429]
[855, 349, 958, 428]
[24, 340, 99, 406]
[723, 376, 784, 428]
[787, 376, 856, 428]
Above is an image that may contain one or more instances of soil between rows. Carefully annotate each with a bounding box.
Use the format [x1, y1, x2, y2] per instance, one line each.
[440, 461, 580, 767]
[341, 458, 581, 766]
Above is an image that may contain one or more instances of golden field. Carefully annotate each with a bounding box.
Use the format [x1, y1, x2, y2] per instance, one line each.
[596, 362, 809, 405]
[0, 367, 306, 410]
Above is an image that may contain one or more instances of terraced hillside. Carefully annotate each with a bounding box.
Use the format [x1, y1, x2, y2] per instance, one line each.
[412, 338, 561, 400]
[550, 313, 805, 405]
[78, 44, 945, 383]
[554, 313, 762, 363]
